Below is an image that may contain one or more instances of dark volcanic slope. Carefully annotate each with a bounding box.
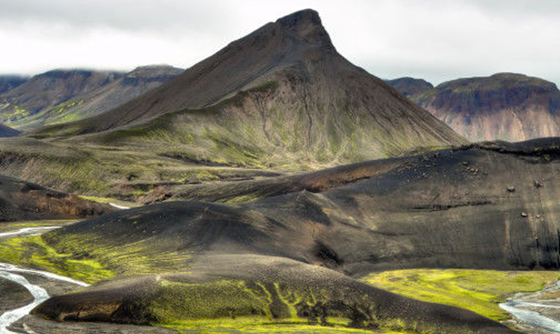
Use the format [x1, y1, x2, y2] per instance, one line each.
[0, 69, 124, 128]
[16, 65, 183, 131]
[0, 123, 20, 137]
[390, 73, 560, 142]
[44, 137, 560, 273]
[0, 75, 29, 94]
[34, 9, 465, 164]
[0, 174, 114, 222]
[34, 138, 560, 332]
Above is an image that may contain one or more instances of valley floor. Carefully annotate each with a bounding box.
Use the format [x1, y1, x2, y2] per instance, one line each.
[1, 221, 559, 334]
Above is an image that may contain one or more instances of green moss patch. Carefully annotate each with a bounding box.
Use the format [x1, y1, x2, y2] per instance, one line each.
[142, 277, 413, 334]
[362, 269, 560, 321]
[164, 318, 409, 334]
[44, 232, 193, 275]
[0, 235, 114, 283]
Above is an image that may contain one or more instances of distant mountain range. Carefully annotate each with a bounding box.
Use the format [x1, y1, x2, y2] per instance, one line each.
[0, 65, 182, 131]
[388, 73, 560, 142]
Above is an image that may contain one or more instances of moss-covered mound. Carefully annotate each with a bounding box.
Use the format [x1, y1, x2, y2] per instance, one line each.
[33, 255, 518, 334]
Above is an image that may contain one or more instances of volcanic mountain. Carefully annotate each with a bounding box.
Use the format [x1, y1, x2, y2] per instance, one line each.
[14, 65, 183, 131]
[0, 69, 124, 128]
[388, 73, 560, 142]
[0, 75, 29, 94]
[32, 9, 466, 167]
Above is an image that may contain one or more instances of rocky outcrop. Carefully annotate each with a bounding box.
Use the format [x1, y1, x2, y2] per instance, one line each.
[0, 174, 114, 222]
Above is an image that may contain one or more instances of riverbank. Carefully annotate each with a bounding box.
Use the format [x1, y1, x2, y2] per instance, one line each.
[0, 222, 175, 334]
[501, 279, 560, 334]
[362, 269, 560, 333]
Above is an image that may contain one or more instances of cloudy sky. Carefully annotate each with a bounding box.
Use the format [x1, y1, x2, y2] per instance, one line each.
[0, 0, 558, 86]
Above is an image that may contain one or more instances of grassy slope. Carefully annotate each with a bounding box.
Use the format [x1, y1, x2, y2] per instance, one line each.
[0, 235, 114, 283]
[3, 230, 548, 333]
[362, 269, 560, 321]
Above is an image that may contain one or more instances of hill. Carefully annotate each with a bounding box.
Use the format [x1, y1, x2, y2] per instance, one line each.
[0, 75, 29, 94]
[14, 65, 183, 131]
[0, 69, 124, 128]
[388, 73, 560, 142]
[32, 9, 466, 168]
[28, 136, 560, 333]
[386, 77, 433, 97]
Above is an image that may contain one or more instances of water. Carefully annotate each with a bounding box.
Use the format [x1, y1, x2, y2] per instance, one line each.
[0, 270, 50, 334]
[0, 227, 60, 238]
[500, 280, 560, 333]
[0, 226, 88, 334]
[109, 203, 130, 210]
[500, 301, 560, 333]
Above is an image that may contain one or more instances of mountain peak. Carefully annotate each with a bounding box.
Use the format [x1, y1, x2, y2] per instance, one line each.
[276, 9, 332, 46]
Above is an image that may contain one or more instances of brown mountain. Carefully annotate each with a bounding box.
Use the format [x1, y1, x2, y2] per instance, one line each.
[389, 73, 560, 142]
[14, 65, 183, 131]
[32, 9, 466, 167]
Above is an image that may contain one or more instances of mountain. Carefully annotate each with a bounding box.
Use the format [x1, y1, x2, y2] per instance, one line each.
[32, 9, 466, 169]
[386, 77, 433, 97]
[0, 69, 125, 128]
[30, 137, 560, 333]
[14, 65, 183, 131]
[0, 75, 29, 94]
[388, 73, 560, 142]
[0, 123, 20, 137]
[0, 174, 113, 222]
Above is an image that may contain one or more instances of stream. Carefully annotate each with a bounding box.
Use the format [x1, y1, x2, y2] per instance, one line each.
[500, 280, 560, 333]
[0, 226, 88, 334]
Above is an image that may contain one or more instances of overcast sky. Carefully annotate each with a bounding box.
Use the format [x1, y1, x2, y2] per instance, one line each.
[0, 0, 558, 86]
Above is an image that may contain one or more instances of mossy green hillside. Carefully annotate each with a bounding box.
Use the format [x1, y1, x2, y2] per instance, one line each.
[362, 269, 560, 321]
[43, 231, 193, 275]
[165, 318, 411, 334]
[0, 235, 113, 283]
[0, 137, 277, 200]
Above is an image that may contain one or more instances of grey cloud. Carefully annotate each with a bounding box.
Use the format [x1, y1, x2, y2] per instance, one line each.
[0, 0, 558, 86]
